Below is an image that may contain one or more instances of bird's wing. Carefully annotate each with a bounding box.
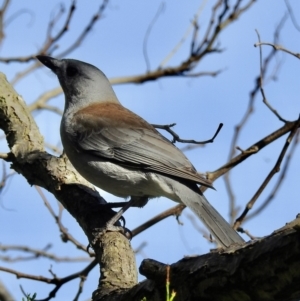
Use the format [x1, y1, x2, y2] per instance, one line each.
[70, 103, 212, 187]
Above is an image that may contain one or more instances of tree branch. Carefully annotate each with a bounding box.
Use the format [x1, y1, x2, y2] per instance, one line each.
[0, 73, 137, 298]
[93, 216, 300, 301]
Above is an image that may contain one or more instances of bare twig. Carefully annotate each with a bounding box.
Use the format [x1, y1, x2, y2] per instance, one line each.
[181, 69, 223, 77]
[255, 20, 289, 122]
[110, 0, 256, 85]
[237, 227, 257, 240]
[73, 275, 87, 301]
[28, 88, 62, 113]
[284, 0, 300, 32]
[152, 122, 223, 144]
[254, 42, 300, 60]
[245, 130, 300, 220]
[25, 69, 222, 117]
[0, 244, 92, 262]
[185, 212, 213, 244]
[225, 17, 286, 223]
[0, 161, 6, 193]
[34, 186, 90, 254]
[57, 0, 109, 58]
[210, 119, 300, 181]
[0, 0, 10, 44]
[234, 116, 300, 229]
[159, 0, 208, 67]
[7, 1, 109, 86]
[0, 1, 76, 64]
[44, 142, 62, 155]
[180, 144, 203, 153]
[46, 3, 68, 46]
[11, 62, 39, 85]
[196, 0, 256, 56]
[134, 242, 147, 255]
[109, 65, 222, 85]
[0, 259, 97, 301]
[0, 266, 54, 283]
[131, 204, 186, 237]
[218, 0, 230, 23]
[40, 104, 63, 115]
[4, 8, 34, 27]
[143, 2, 165, 72]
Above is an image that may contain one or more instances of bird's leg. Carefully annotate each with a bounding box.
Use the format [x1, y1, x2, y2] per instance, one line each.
[105, 196, 148, 233]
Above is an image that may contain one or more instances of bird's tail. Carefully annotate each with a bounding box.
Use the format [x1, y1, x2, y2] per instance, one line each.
[172, 183, 244, 247]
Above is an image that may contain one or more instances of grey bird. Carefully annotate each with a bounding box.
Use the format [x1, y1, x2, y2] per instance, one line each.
[37, 55, 244, 248]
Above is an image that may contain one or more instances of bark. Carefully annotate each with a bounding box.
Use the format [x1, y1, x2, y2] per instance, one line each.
[0, 279, 14, 301]
[0, 73, 137, 297]
[95, 218, 300, 301]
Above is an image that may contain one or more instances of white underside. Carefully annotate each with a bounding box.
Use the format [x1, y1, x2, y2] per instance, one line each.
[60, 129, 180, 202]
[77, 159, 180, 202]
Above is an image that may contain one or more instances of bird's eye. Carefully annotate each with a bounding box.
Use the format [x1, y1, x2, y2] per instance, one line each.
[66, 66, 78, 77]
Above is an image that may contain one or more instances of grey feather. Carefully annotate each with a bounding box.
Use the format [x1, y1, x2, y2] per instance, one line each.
[73, 125, 212, 186]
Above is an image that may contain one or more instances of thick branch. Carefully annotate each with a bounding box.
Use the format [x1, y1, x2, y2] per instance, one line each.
[0, 73, 137, 298]
[94, 217, 300, 301]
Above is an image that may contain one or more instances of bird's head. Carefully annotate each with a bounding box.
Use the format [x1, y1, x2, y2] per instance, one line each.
[37, 55, 119, 110]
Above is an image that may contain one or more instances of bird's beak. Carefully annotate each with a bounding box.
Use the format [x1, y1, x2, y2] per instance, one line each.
[36, 55, 62, 73]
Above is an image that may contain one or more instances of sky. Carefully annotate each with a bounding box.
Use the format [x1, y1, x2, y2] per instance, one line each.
[0, 0, 300, 300]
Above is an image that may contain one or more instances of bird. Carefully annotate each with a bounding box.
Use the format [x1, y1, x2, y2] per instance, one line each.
[36, 55, 244, 248]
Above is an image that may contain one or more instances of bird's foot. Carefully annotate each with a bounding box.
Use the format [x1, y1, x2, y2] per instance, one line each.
[94, 196, 148, 240]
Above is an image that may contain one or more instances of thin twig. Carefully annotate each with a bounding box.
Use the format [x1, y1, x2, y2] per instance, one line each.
[284, 0, 300, 31]
[225, 18, 286, 223]
[254, 42, 300, 60]
[143, 2, 165, 72]
[0, 1, 76, 64]
[0, 0, 10, 44]
[209, 119, 300, 182]
[237, 227, 257, 240]
[73, 275, 87, 301]
[34, 186, 90, 253]
[159, 0, 208, 68]
[152, 123, 223, 144]
[0, 260, 97, 301]
[57, 0, 109, 58]
[255, 21, 289, 122]
[234, 115, 300, 229]
[8, 1, 108, 86]
[44, 142, 62, 155]
[245, 130, 300, 221]
[11, 62, 39, 85]
[111, 0, 255, 85]
[131, 204, 186, 237]
[0, 244, 92, 262]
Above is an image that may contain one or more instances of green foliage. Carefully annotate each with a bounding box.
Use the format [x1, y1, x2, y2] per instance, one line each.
[166, 266, 176, 301]
[141, 266, 176, 301]
[22, 293, 37, 301]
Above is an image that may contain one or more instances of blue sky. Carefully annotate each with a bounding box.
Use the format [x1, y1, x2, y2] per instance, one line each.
[0, 1, 300, 300]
